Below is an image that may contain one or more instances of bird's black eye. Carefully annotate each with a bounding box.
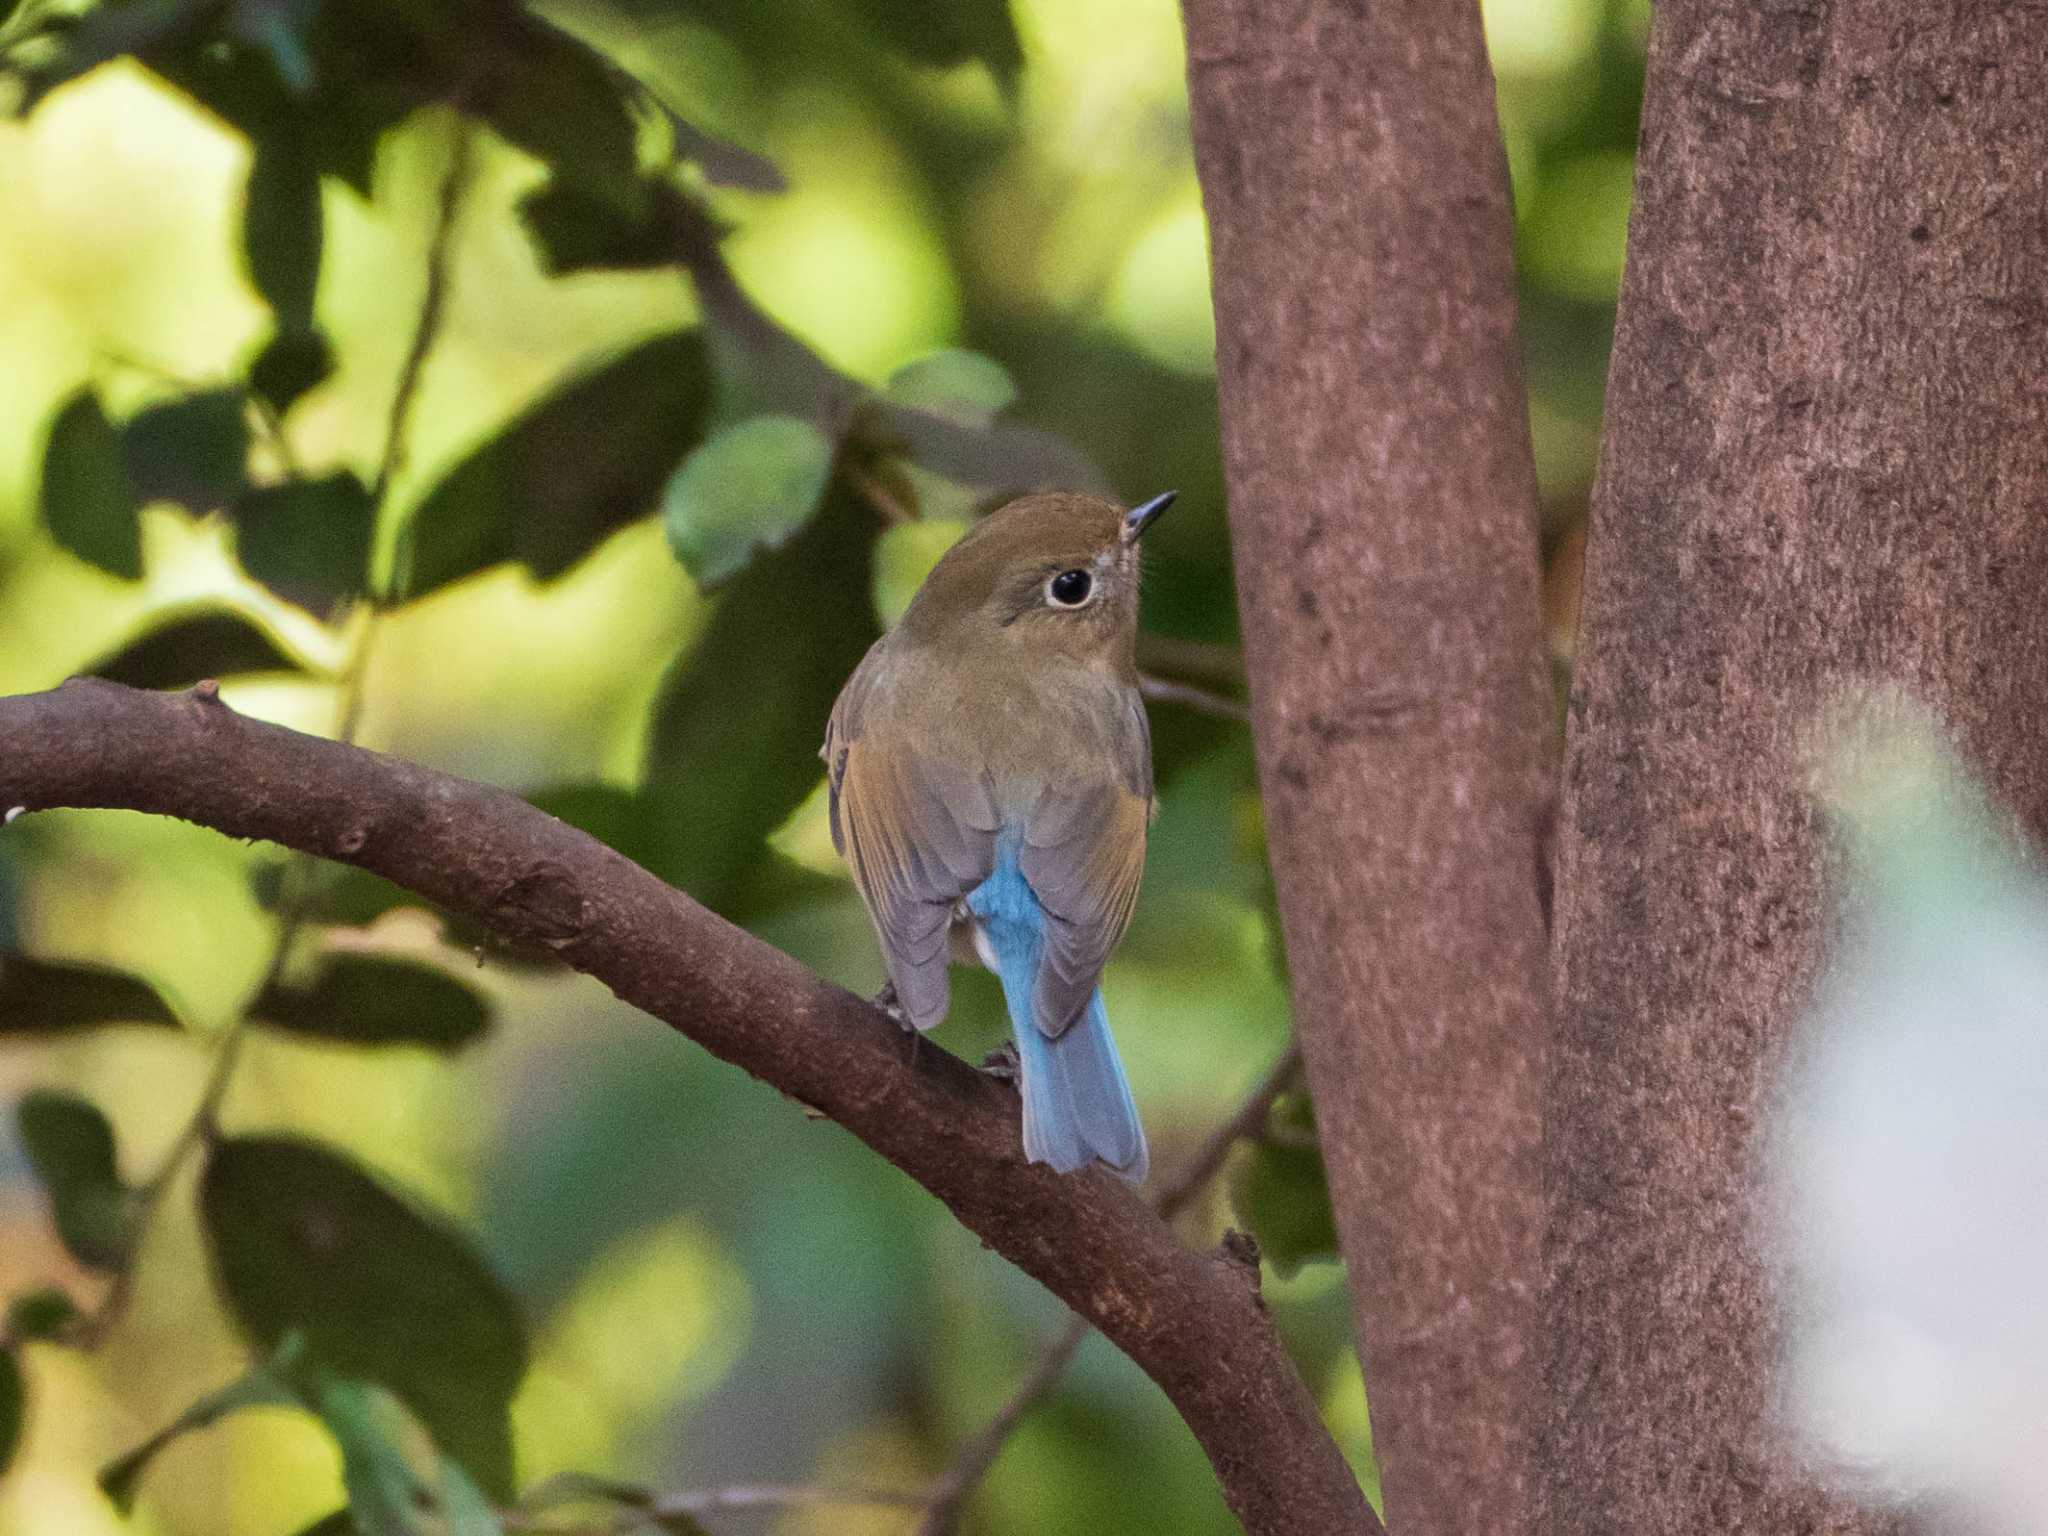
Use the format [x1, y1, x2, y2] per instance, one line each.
[1047, 569, 1093, 607]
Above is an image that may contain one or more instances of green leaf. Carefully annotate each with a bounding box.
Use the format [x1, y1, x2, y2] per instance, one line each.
[40, 390, 141, 579]
[199, 1136, 528, 1499]
[527, 784, 647, 860]
[16, 1090, 132, 1270]
[303, 1376, 501, 1536]
[251, 327, 335, 415]
[885, 350, 1016, 426]
[870, 518, 966, 628]
[5, 1287, 80, 1343]
[405, 331, 712, 598]
[641, 483, 877, 913]
[228, 0, 320, 92]
[99, 1349, 301, 1513]
[1228, 1093, 1339, 1278]
[0, 1347, 20, 1479]
[466, 11, 643, 223]
[289, 1513, 358, 1536]
[85, 605, 301, 689]
[0, 953, 182, 1035]
[516, 178, 676, 277]
[244, 133, 323, 332]
[249, 953, 491, 1050]
[843, 0, 1023, 89]
[233, 470, 375, 610]
[120, 388, 251, 512]
[661, 415, 836, 589]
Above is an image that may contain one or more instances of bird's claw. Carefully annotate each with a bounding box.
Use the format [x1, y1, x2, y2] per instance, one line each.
[981, 1043, 1020, 1082]
[872, 980, 914, 1034]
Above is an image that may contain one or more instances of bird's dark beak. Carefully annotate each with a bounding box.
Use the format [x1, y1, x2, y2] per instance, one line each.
[1122, 490, 1177, 544]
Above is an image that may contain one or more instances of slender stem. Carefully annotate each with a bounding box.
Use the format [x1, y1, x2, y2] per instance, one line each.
[915, 1043, 1305, 1534]
[506, 1483, 925, 1534]
[1139, 672, 1251, 723]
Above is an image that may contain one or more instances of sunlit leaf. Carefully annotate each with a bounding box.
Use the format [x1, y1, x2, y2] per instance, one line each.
[245, 133, 323, 332]
[40, 390, 140, 579]
[233, 470, 375, 610]
[0, 953, 181, 1035]
[870, 518, 966, 628]
[99, 1346, 302, 1513]
[249, 953, 491, 1050]
[661, 414, 836, 589]
[200, 1136, 528, 1499]
[0, 1348, 20, 1480]
[886, 350, 1016, 426]
[16, 1089, 132, 1270]
[84, 605, 301, 689]
[4, 1287, 80, 1343]
[1228, 1093, 1339, 1277]
[642, 484, 876, 913]
[120, 388, 250, 513]
[405, 331, 712, 598]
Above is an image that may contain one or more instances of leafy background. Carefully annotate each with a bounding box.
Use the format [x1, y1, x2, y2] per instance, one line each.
[0, 0, 1640, 1530]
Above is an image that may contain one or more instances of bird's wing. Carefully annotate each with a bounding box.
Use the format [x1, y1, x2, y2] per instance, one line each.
[825, 651, 998, 1030]
[1018, 688, 1153, 1038]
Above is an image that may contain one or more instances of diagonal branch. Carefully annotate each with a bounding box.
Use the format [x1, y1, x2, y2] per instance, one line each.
[0, 678, 1377, 1536]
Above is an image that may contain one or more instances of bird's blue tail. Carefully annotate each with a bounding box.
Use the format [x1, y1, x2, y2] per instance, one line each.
[970, 854, 1148, 1182]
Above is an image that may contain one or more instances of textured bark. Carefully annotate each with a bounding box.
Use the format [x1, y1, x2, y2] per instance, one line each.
[1181, 3, 1555, 1531]
[1545, 3, 2048, 1532]
[0, 679, 1378, 1536]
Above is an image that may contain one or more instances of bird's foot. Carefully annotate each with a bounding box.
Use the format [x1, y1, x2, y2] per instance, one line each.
[871, 980, 914, 1033]
[980, 1043, 1020, 1082]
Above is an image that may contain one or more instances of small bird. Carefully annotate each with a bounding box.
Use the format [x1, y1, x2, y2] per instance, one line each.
[822, 490, 1175, 1181]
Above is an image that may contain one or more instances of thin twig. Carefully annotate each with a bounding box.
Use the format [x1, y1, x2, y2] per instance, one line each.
[368, 122, 472, 526]
[915, 1042, 1305, 1534]
[508, 1482, 926, 1534]
[1138, 672, 1251, 724]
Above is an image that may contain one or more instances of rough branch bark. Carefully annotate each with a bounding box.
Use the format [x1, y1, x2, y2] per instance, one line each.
[1181, 2, 1555, 1531]
[1544, 3, 2048, 1532]
[0, 678, 1377, 1536]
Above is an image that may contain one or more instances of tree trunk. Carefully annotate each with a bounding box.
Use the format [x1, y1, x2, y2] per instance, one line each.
[1545, 3, 2048, 1531]
[1181, 3, 1555, 1531]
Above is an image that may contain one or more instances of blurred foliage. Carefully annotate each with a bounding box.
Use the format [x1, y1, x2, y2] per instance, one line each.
[0, 0, 1636, 1529]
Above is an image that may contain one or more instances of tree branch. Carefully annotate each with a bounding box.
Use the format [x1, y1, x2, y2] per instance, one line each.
[0, 679, 1376, 1536]
[915, 1044, 1304, 1534]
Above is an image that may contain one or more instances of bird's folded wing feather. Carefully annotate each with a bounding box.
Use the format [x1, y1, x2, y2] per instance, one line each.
[825, 672, 998, 1030]
[1018, 690, 1153, 1038]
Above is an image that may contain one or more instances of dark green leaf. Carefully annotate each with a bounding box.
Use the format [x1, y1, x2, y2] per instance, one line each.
[885, 349, 1016, 426]
[404, 331, 712, 598]
[528, 784, 647, 859]
[250, 327, 335, 415]
[16, 1090, 132, 1269]
[85, 605, 300, 689]
[228, 0, 321, 91]
[6, 0, 219, 110]
[641, 483, 877, 913]
[0, 1347, 20, 1479]
[844, 0, 1023, 89]
[290, 1513, 358, 1536]
[303, 1375, 501, 1536]
[1228, 1093, 1339, 1278]
[244, 133, 324, 332]
[120, 389, 250, 512]
[0, 953, 181, 1035]
[40, 390, 141, 579]
[5, 1288, 80, 1343]
[661, 414, 835, 589]
[200, 1136, 528, 1499]
[517, 178, 676, 276]
[99, 1347, 302, 1513]
[470, 13, 643, 221]
[249, 953, 490, 1050]
[278, 862, 415, 927]
[233, 470, 375, 610]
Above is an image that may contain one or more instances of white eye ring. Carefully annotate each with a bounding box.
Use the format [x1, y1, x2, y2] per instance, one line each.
[1046, 568, 1095, 608]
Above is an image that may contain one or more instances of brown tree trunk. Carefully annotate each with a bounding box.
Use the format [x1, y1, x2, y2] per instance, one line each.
[1181, 3, 1555, 1531]
[1545, 3, 2048, 1532]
